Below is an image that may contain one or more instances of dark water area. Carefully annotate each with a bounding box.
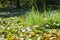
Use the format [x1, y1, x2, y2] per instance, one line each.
[0, 8, 29, 18]
[0, 8, 60, 18]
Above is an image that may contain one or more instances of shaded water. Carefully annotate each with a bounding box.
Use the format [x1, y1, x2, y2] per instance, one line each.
[0, 8, 29, 18]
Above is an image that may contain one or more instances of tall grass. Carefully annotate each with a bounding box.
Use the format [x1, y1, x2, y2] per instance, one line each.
[24, 8, 60, 28]
[25, 8, 43, 26]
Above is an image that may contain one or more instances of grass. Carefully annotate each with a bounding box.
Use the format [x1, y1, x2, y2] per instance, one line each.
[0, 9, 60, 40]
[25, 9, 60, 28]
[25, 10, 43, 26]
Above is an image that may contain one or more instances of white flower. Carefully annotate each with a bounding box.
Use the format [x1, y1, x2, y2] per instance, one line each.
[29, 34, 31, 37]
[36, 34, 39, 37]
[7, 27, 10, 30]
[29, 32, 34, 34]
[46, 25, 49, 27]
[37, 36, 40, 40]
[35, 25, 39, 27]
[20, 33, 23, 37]
[49, 37, 56, 40]
[50, 37, 53, 40]
[53, 22, 56, 25]
[16, 37, 19, 39]
[12, 36, 15, 38]
[20, 38, 24, 40]
[2, 37, 4, 40]
[18, 31, 20, 33]
[26, 27, 32, 32]
[22, 29, 26, 32]
[48, 34, 52, 37]
[19, 26, 23, 28]
[56, 24, 60, 26]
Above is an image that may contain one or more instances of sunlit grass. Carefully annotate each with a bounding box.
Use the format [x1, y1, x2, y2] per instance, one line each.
[0, 9, 60, 40]
[25, 10, 43, 26]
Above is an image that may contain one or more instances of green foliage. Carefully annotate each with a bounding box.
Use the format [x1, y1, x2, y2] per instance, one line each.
[24, 9, 60, 28]
[0, 0, 60, 9]
[0, 10, 60, 40]
[25, 8, 43, 26]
